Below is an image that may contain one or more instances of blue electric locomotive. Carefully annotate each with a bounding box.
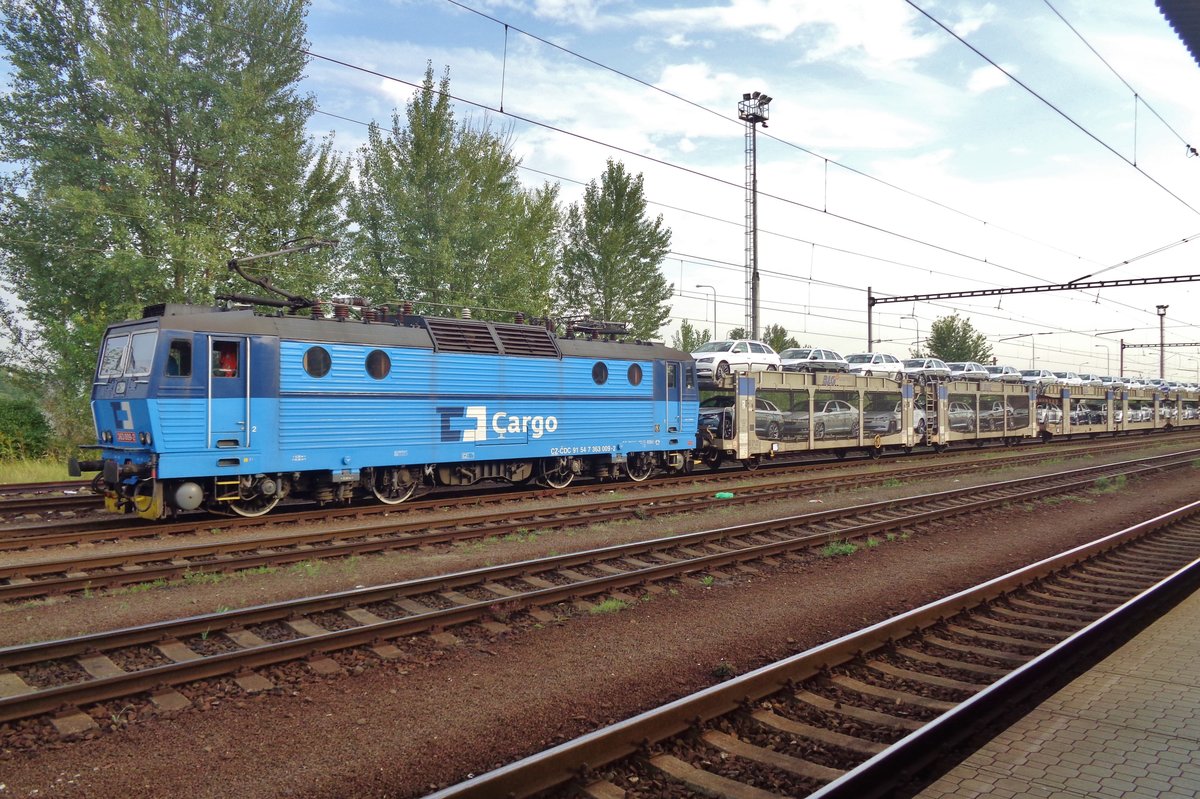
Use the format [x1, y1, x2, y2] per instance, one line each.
[73, 302, 700, 519]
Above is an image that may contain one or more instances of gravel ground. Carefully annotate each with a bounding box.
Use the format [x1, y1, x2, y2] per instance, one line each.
[0, 453, 1196, 798]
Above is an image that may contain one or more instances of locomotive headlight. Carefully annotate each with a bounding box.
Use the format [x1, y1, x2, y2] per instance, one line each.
[102, 431, 113, 442]
[138, 432, 152, 445]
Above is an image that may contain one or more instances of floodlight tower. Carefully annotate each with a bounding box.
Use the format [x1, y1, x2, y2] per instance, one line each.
[1157, 304, 1169, 379]
[738, 91, 771, 339]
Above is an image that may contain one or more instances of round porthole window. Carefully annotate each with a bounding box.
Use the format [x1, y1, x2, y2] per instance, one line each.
[304, 346, 331, 378]
[592, 362, 609, 385]
[627, 364, 643, 386]
[366, 349, 390, 379]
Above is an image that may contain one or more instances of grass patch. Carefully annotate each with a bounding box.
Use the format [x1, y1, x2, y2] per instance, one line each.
[820, 540, 858, 557]
[589, 598, 629, 615]
[711, 661, 735, 679]
[0, 457, 75, 484]
[289, 560, 324, 578]
[865, 536, 881, 548]
[502, 529, 539, 543]
[182, 570, 227, 586]
[1092, 474, 1128, 493]
[699, 575, 716, 587]
[880, 478, 903, 488]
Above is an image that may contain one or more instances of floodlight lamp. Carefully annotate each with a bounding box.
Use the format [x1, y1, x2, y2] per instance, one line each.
[742, 92, 752, 100]
[760, 94, 772, 105]
[752, 91, 760, 99]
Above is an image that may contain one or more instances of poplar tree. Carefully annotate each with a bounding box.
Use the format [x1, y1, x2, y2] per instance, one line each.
[347, 64, 560, 319]
[555, 159, 673, 340]
[0, 0, 348, 434]
[670, 319, 710, 352]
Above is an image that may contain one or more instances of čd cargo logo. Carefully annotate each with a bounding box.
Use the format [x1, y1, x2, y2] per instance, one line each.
[437, 406, 559, 442]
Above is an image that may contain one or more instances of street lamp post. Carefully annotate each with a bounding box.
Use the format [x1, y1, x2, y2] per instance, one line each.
[695, 284, 717, 340]
[1000, 332, 1053, 369]
[1157, 305, 1168, 380]
[1094, 344, 1110, 375]
[901, 315, 920, 356]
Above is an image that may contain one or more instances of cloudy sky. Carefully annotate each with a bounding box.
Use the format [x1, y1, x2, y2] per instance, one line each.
[9, 0, 1194, 379]
[297, 0, 1200, 378]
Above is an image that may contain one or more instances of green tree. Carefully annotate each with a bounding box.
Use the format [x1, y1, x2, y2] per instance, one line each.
[761, 323, 798, 353]
[555, 159, 672, 339]
[925, 314, 993, 363]
[0, 396, 51, 457]
[0, 0, 349, 433]
[726, 327, 749, 341]
[348, 64, 559, 319]
[670, 319, 710, 352]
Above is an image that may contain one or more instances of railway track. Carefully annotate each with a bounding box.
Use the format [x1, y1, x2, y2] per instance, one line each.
[426, 500, 1200, 799]
[0, 450, 1193, 734]
[2, 446, 1197, 602]
[3, 430, 1197, 522]
[1, 433, 1192, 552]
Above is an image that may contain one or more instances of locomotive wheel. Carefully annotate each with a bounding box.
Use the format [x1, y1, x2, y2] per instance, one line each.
[372, 477, 418, 505]
[228, 494, 281, 517]
[538, 457, 574, 489]
[625, 452, 654, 482]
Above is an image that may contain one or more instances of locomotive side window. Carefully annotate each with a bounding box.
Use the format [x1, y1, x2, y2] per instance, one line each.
[165, 339, 192, 377]
[98, 333, 129, 378]
[127, 330, 158, 377]
[592, 362, 608, 385]
[304, 346, 331, 378]
[366, 349, 390, 379]
[212, 341, 239, 377]
[667, 364, 677, 389]
[627, 364, 643, 386]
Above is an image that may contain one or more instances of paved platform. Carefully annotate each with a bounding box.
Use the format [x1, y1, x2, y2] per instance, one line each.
[915, 585, 1200, 799]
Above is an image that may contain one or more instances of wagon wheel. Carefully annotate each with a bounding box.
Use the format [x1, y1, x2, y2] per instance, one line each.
[625, 452, 655, 482]
[741, 456, 761, 471]
[538, 457, 575, 489]
[701, 449, 723, 472]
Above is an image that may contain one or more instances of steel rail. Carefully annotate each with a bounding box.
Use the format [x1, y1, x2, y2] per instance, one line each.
[3, 431, 1195, 547]
[0, 454, 1192, 727]
[2, 447, 1196, 603]
[425, 502, 1200, 799]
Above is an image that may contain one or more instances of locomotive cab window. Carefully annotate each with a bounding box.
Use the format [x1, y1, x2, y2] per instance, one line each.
[165, 339, 192, 377]
[304, 346, 331, 378]
[592, 362, 608, 385]
[212, 341, 239, 377]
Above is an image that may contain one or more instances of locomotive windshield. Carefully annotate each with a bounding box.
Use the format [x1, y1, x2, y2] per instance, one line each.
[97, 334, 128, 378]
[97, 329, 158, 378]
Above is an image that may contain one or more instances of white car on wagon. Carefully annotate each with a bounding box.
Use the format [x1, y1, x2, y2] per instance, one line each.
[844, 352, 904, 380]
[691, 339, 781, 381]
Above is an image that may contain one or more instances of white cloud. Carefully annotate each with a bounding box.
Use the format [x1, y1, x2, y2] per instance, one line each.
[966, 63, 1012, 94]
